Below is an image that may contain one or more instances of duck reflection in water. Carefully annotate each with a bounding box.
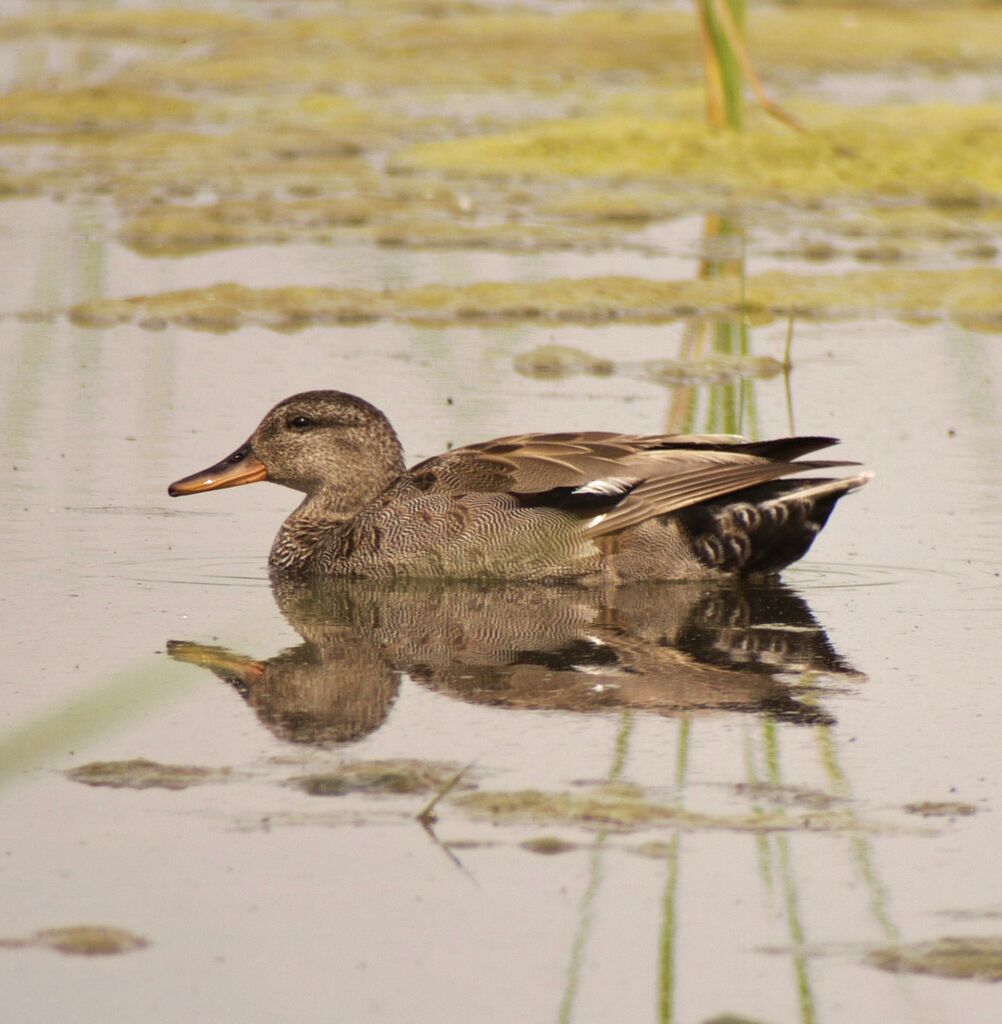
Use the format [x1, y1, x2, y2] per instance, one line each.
[168, 578, 862, 746]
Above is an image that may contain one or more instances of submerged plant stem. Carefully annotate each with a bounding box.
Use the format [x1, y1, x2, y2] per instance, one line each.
[558, 712, 634, 1023]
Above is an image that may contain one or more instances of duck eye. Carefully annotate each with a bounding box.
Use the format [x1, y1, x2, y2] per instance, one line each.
[288, 415, 314, 431]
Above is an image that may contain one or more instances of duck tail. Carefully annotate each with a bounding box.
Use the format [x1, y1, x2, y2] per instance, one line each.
[681, 471, 873, 577]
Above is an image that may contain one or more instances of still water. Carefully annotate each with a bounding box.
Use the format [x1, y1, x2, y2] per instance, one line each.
[3, 251, 1002, 1021]
[2, 4, 1002, 1021]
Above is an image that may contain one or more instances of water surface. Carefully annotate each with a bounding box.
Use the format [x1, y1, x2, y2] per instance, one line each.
[2, 4, 1002, 1023]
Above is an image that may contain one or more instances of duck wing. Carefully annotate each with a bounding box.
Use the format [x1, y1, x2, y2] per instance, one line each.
[407, 432, 851, 534]
[580, 450, 854, 537]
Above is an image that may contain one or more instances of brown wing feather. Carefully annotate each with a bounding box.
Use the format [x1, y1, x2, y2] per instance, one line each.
[410, 434, 849, 519]
[587, 457, 856, 537]
[416, 435, 656, 493]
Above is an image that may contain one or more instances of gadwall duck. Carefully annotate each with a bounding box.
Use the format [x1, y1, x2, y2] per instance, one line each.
[168, 390, 871, 582]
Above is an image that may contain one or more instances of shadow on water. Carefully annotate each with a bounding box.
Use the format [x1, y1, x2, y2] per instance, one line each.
[167, 576, 862, 747]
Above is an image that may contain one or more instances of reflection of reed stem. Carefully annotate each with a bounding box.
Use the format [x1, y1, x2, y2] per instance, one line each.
[666, 319, 707, 434]
[557, 711, 635, 1023]
[557, 836, 606, 1024]
[657, 717, 691, 1023]
[776, 833, 817, 1024]
[667, 215, 758, 439]
[764, 720, 818, 1024]
[783, 313, 797, 434]
[743, 724, 775, 898]
[2, 196, 72, 460]
[815, 725, 900, 941]
[1, 333, 52, 463]
[657, 832, 682, 1024]
[610, 710, 633, 781]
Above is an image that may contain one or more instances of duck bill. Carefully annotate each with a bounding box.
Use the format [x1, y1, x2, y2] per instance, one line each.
[168, 442, 268, 496]
[166, 640, 267, 687]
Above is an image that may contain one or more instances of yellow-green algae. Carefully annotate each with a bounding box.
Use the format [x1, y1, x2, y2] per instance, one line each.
[0, 80, 428, 207]
[0, 10, 249, 43]
[113, 10, 692, 94]
[904, 801, 978, 818]
[513, 345, 615, 381]
[0, 127, 374, 206]
[3, 2, 1001, 288]
[700, 1016, 768, 1024]
[65, 269, 1002, 334]
[33, 125, 363, 161]
[745, 7, 1002, 73]
[0, 926, 149, 956]
[642, 354, 787, 385]
[120, 196, 418, 257]
[733, 781, 842, 811]
[868, 936, 1002, 982]
[291, 759, 470, 797]
[521, 836, 580, 855]
[747, 202, 1002, 263]
[65, 7, 1002, 97]
[66, 758, 228, 790]
[0, 87, 196, 134]
[540, 189, 685, 224]
[512, 344, 782, 384]
[0, 88, 390, 142]
[373, 220, 631, 252]
[395, 104, 1002, 202]
[119, 200, 627, 257]
[4, 4, 1002, 244]
[455, 786, 883, 834]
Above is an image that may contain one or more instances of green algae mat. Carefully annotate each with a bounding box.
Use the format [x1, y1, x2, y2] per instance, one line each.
[66, 269, 1002, 333]
[2, 2, 1000, 337]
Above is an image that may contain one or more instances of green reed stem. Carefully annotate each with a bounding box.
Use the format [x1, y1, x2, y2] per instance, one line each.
[700, 0, 745, 130]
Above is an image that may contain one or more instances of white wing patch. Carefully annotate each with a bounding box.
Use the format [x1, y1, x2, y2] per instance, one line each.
[572, 477, 637, 497]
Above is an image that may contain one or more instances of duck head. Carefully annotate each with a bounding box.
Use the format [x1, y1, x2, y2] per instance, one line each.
[168, 390, 405, 512]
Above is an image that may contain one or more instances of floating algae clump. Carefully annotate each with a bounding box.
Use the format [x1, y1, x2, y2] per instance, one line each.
[0, 126, 373, 206]
[513, 345, 615, 380]
[904, 801, 978, 818]
[541, 189, 684, 223]
[0, 87, 196, 134]
[868, 936, 1002, 982]
[66, 759, 227, 790]
[455, 786, 678, 833]
[746, 6, 1002, 73]
[521, 837, 580, 855]
[120, 197, 408, 256]
[454, 786, 879, 834]
[0, 9, 249, 43]
[113, 10, 692, 94]
[70, 282, 387, 332]
[0, 926, 149, 956]
[119, 199, 624, 257]
[394, 105, 1002, 203]
[291, 759, 470, 797]
[65, 6, 1002, 96]
[66, 268, 1002, 334]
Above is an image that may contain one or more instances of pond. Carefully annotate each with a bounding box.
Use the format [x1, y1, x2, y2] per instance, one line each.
[2, 3, 1002, 1023]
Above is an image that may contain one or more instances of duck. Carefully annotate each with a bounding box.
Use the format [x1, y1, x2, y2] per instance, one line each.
[168, 389, 871, 582]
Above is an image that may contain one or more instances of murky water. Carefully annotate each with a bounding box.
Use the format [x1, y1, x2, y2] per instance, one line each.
[3, 4, 1002, 1023]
